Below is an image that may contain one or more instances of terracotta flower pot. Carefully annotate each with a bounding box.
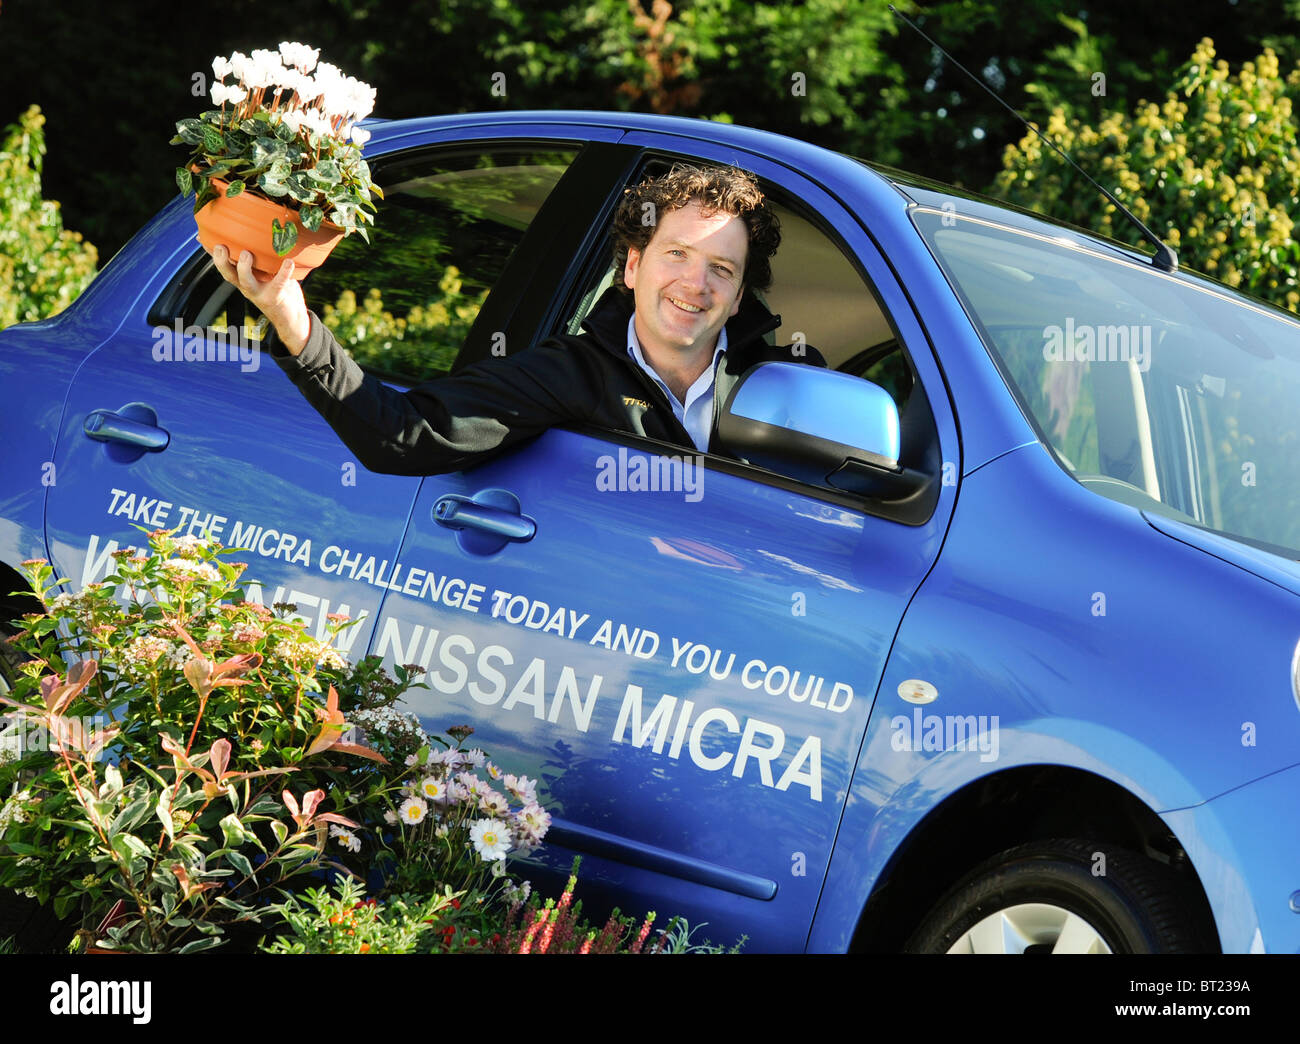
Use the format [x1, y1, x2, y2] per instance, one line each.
[194, 177, 344, 280]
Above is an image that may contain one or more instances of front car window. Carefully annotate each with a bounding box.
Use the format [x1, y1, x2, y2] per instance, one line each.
[916, 209, 1300, 558]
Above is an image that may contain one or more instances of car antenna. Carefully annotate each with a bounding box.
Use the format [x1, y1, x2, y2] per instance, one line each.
[887, 5, 1179, 273]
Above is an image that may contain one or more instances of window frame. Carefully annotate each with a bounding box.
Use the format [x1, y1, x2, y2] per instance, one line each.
[548, 145, 945, 526]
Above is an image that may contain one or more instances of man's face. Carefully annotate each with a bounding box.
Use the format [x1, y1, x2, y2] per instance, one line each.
[624, 200, 748, 360]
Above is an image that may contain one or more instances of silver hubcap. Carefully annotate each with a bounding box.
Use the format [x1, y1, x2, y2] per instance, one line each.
[947, 903, 1113, 954]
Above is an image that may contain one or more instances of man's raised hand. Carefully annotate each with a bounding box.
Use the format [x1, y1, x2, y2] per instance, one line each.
[207, 245, 312, 356]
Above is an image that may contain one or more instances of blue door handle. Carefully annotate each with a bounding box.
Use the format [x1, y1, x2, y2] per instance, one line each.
[84, 409, 170, 450]
[83, 403, 170, 463]
[433, 490, 536, 555]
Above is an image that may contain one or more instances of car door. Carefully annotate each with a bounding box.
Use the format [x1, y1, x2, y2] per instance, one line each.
[43, 126, 626, 662]
[367, 135, 959, 951]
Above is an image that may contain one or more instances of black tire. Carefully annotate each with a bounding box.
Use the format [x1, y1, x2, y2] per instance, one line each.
[905, 838, 1206, 954]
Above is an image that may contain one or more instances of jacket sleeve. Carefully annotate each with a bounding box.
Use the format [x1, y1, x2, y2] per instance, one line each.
[267, 311, 606, 476]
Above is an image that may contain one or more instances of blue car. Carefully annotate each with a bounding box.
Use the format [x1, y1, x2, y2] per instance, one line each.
[3, 110, 1298, 954]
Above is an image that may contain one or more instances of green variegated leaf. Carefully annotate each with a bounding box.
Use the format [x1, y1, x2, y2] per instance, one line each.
[307, 159, 341, 183]
[155, 791, 174, 842]
[258, 177, 288, 198]
[269, 819, 288, 846]
[201, 124, 224, 154]
[271, 218, 298, 256]
[174, 118, 204, 145]
[111, 793, 153, 835]
[219, 812, 246, 847]
[248, 795, 284, 815]
[178, 937, 224, 954]
[226, 850, 255, 879]
[111, 832, 151, 862]
[299, 205, 323, 232]
[175, 166, 193, 196]
[194, 180, 218, 213]
[225, 179, 245, 198]
[285, 172, 316, 204]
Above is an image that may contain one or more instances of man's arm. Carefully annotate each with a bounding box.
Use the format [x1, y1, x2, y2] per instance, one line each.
[210, 247, 603, 476]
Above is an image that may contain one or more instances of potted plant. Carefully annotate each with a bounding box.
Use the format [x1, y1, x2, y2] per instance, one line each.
[171, 42, 382, 279]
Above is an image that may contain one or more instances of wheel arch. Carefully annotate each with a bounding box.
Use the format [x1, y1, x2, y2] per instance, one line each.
[848, 764, 1220, 952]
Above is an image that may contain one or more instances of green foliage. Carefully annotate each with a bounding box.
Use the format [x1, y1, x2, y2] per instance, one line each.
[0, 106, 98, 330]
[317, 271, 485, 379]
[995, 39, 1300, 311]
[174, 102, 380, 252]
[260, 877, 453, 953]
[0, 531, 412, 952]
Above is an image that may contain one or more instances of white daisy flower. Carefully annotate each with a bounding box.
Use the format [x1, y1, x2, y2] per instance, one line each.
[398, 797, 427, 825]
[517, 804, 551, 841]
[468, 818, 511, 862]
[479, 790, 510, 817]
[329, 823, 361, 853]
[420, 776, 446, 802]
[504, 774, 537, 804]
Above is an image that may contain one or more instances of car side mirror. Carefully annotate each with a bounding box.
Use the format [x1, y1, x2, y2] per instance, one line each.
[717, 362, 931, 501]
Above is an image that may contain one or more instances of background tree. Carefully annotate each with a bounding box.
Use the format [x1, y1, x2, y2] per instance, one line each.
[3, 0, 1300, 309]
[996, 39, 1300, 311]
[0, 107, 98, 330]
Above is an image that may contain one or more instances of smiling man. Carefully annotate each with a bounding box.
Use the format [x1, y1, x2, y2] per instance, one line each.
[209, 163, 822, 475]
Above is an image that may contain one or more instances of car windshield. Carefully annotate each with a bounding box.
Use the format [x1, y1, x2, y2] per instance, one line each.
[915, 209, 1300, 560]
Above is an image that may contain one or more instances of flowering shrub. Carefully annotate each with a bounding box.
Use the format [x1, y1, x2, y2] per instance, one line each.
[0, 530, 402, 951]
[172, 41, 382, 254]
[996, 39, 1300, 311]
[0, 529, 723, 955]
[484, 857, 743, 954]
[0, 105, 98, 330]
[260, 876, 453, 954]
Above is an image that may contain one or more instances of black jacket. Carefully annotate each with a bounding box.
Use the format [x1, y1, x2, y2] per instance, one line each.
[268, 285, 823, 476]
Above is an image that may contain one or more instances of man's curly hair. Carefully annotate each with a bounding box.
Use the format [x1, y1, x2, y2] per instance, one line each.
[610, 164, 781, 295]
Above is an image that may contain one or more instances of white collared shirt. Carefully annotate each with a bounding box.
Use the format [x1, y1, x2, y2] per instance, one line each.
[626, 316, 727, 452]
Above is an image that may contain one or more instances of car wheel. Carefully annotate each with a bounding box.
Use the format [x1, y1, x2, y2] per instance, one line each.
[904, 838, 1205, 954]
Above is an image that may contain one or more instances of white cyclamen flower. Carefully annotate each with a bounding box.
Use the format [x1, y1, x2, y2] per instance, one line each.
[212, 56, 234, 81]
[242, 50, 281, 90]
[469, 819, 511, 862]
[210, 83, 247, 108]
[279, 41, 320, 73]
[350, 126, 371, 147]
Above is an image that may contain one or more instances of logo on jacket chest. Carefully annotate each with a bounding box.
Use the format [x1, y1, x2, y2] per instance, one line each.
[622, 395, 652, 410]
